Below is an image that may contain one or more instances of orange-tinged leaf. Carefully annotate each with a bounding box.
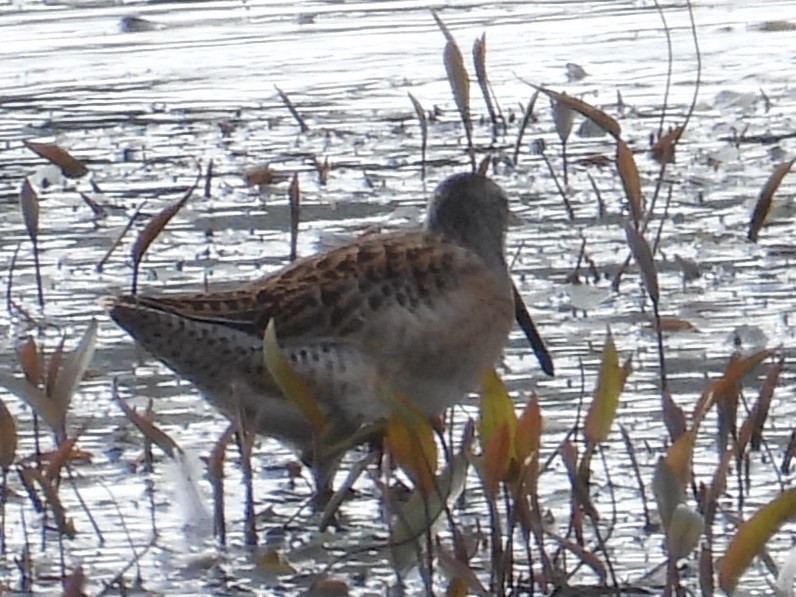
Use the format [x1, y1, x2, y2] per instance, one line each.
[23, 140, 88, 178]
[617, 140, 643, 227]
[386, 395, 437, 495]
[584, 328, 629, 445]
[664, 429, 695, 489]
[515, 394, 542, 464]
[288, 172, 300, 262]
[719, 487, 796, 592]
[17, 336, 40, 387]
[262, 319, 326, 434]
[748, 158, 796, 242]
[479, 368, 517, 460]
[482, 422, 510, 497]
[0, 397, 17, 469]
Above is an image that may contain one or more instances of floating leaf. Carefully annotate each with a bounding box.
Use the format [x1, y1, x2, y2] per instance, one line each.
[23, 140, 88, 178]
[262, 319, 326, 434]
[624, 223, 659, 304]
[0, 398, 17, 469]
[748, 158, 795, 242]
[584, 328, 631, 446]
[654, 317, 696, 332]
[719, 487, 796, 593]
[617, 140, 643, 227]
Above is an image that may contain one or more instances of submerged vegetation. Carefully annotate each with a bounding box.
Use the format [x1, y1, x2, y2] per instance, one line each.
[1, 0, 795, 595]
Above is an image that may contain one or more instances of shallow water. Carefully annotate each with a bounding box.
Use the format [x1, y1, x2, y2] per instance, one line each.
[1, 0, 796, 593]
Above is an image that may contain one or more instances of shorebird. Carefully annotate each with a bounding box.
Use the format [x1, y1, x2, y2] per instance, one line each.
[107, 172, 553, 495]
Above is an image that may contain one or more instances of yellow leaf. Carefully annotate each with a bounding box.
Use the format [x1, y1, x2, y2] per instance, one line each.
[479, 368, 517, 461]
[386, 394, 437, 495]
[719, 487, 796, 593]
[584, 328, 630, 445]
[262, 319, 326, 434]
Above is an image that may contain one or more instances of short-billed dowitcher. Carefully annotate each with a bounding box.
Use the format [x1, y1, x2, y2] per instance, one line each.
[107, 172, 552, 493]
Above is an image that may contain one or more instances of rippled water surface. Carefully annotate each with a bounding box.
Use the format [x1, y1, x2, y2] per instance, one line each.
[2, 0, 796, 594]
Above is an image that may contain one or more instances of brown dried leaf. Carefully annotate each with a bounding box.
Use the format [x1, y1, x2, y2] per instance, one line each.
[20, 465, 74, 537]
[19, 178, 39, 243]
[78, 191, 107, 217]
[617, 140, 643, 226]
[654, 317, 697, 332]
[650, 126, 684, 164]
[552, 97, 575, 143]
[113, 387, 180, 459]
[737, 356, 784, 456]
[661, 390, 687, 443]
[624, 223, 659, 304]
[131, 174, 198, 293]
[0, 397, 17, 469]
[443, 40, 471, 135]
[748, 158, 796, 242]
[23, 140, 88, 178]
[17, 336, 40, 387]
[477, 155, 490, 176]
[528, 85, 621, 139]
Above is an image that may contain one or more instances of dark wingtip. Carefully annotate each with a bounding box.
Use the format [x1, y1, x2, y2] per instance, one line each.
[512, 283, 554, 377]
